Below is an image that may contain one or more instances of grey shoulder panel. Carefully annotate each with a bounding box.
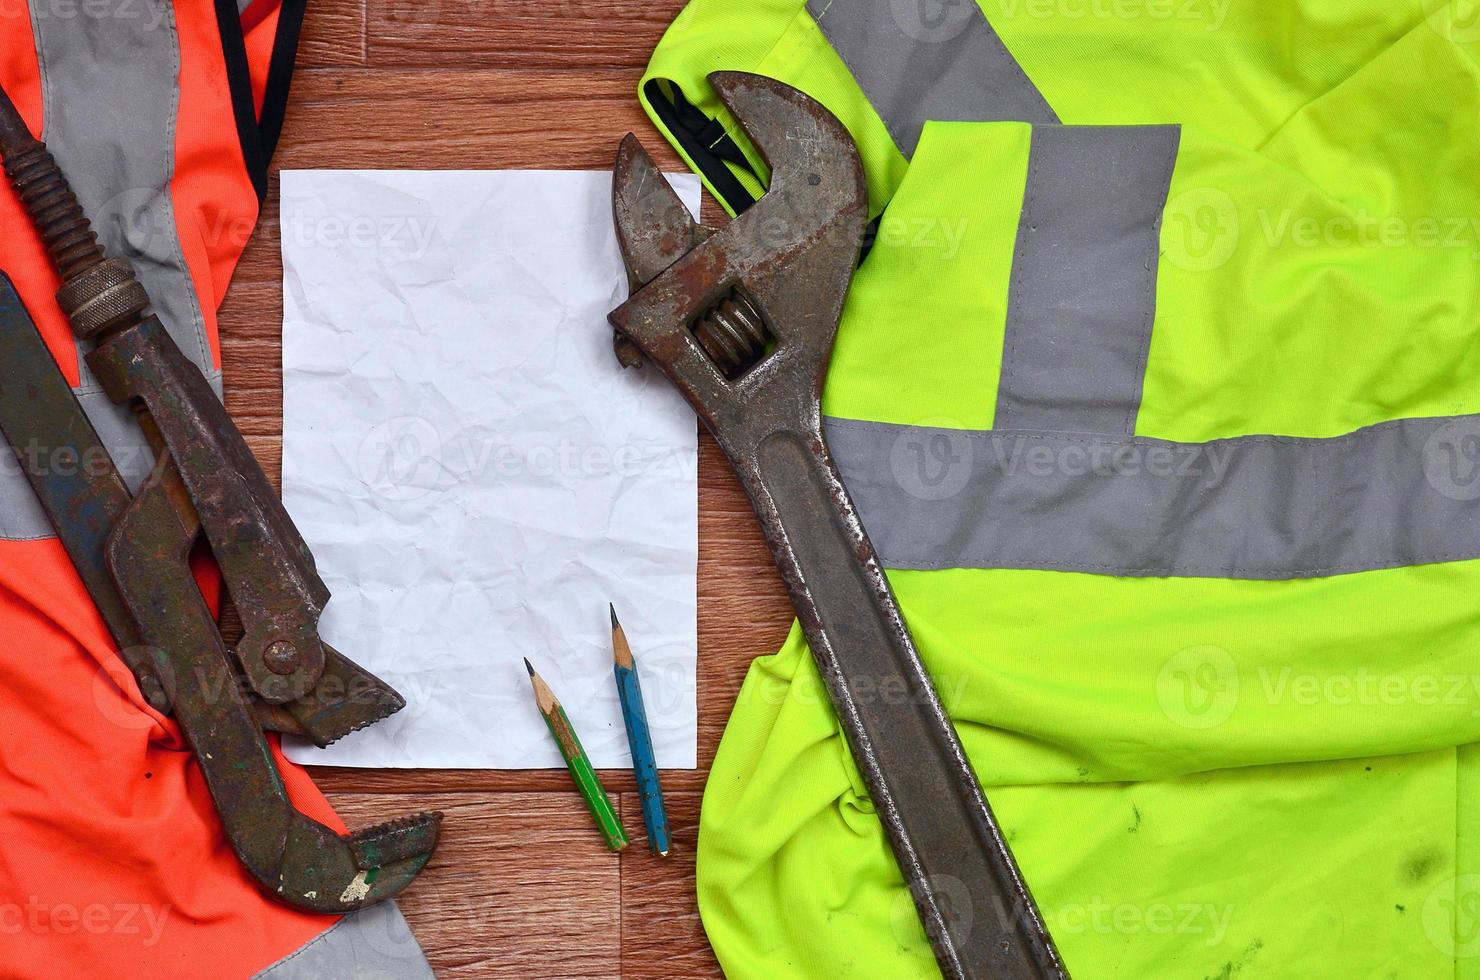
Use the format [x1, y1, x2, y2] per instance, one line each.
[806, 0, 1058, 156]
[252, 903, 435, 980]
[2, 0, 217, 541]
[34, 0, 211, 389]
[994, 125, 1181, 434]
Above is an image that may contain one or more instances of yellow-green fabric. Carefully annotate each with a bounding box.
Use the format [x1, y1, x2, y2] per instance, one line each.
[706, 627, 1460, 977]
[640, 1, 1480, 976]
[642, 0, 1467, 221]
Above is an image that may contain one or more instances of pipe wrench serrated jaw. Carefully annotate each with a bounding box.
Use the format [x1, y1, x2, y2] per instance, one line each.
[609, 72, 868, 414]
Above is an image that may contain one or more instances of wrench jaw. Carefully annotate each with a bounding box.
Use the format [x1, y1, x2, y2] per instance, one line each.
[705, 72, 867, 230]
[275, 810, 443, 914]
[104, 466, 441, 916]
[278, 642, 409, 748]
[611, 134, 712, 370]
[613, 134, 707, 292]
[609, 72, 867, 436]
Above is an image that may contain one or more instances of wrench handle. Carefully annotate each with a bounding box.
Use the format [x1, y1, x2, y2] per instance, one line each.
[734, 424, 1067, 980]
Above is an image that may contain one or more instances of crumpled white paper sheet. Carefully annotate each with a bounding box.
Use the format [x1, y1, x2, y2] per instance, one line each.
[278, 169, 701, 769]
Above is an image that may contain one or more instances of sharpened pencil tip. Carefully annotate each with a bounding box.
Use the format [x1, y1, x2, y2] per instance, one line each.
[523, 657, 535, 677]
[609, 602, 619, 629]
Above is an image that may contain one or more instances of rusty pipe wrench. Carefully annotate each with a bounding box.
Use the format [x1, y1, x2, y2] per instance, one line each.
[609, 73, 1067, 979]
[0, 88, 440, 911]
[0, 273, 440, 914]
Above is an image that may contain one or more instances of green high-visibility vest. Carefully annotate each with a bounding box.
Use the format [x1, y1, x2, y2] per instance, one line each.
[640, 1, 1480, 977]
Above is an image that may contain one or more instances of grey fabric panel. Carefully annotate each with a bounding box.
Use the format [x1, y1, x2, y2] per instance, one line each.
[31, 0, 212, 384]
[824, 414, 1480, 580]
[994, 125, 1181, 434]
[252, 902, 435, 980]
[4, 1, 219, 541]
[0, 448, 48, 541]
[806, 0, 1058, 156]
[0, 373, 222, 540]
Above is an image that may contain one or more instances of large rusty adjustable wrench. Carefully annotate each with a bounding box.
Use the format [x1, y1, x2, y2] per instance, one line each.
[609, 73, 1067, 979]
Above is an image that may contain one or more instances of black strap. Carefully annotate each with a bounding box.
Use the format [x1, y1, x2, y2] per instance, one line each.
[643, 79, 759, 214]
[213, 0, 268, 200]
[258, 0, 307, 162]
[213, 0, 308, 203]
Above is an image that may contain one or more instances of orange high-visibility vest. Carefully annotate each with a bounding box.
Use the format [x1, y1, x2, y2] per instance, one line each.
[0, 3, 431, 976]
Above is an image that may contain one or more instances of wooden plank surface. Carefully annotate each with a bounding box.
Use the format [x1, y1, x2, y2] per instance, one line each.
[218, 1, 795, 974]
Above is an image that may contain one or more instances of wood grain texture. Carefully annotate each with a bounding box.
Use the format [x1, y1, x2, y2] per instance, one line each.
[219, 1, 796, 975]
[619, 793, 721, 978]
[367, 0, 687, 69]
[298, 0, 366, 67]
[333, 792, 623, 977]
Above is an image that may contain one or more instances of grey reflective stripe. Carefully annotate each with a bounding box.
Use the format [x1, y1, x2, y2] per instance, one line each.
[994, 125, 1180, 434]
[802, 3, 1175, 431]
[806, 0, 1057, 157]
[825, 415, 1480, 580]
[252, 902, 435, 980]
[1, 0, 219, 541]
[36, 0, 211, 378]
[0, 378, 220, 541]
[0, 450, 47, 540]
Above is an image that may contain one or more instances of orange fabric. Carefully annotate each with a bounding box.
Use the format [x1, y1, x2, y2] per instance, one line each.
[174, 0, 266, 367]
[0, 5, 349, 977]
[243, 2, 285, 117]
[0, 8, 78, 384]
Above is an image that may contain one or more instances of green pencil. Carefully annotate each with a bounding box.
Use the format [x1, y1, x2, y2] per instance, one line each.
[524, 658, 628, 852]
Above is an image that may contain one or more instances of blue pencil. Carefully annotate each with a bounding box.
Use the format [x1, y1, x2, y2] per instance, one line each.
[610, 603, 672, 857]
